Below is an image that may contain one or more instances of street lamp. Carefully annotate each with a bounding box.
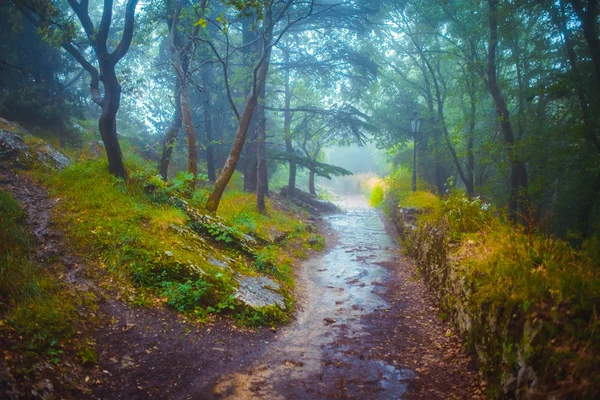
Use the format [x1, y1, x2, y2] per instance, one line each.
[410, 111, 421, 192]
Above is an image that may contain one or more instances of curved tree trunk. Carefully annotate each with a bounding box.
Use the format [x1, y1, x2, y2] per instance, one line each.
[242, 16, 260, 192]
[205, 53, 271, 212]
[283, 43, 296, 196]
[205, 0, 293, 213]
[98, 65, 127, 178]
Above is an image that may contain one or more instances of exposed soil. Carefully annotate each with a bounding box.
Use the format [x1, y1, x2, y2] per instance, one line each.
[1, 168, 483, 399]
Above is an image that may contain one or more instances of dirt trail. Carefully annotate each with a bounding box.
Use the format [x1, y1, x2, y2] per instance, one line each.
[207, 196, 483, 399]
[1, 170, 482, 399]
[0, 169, 274, 399]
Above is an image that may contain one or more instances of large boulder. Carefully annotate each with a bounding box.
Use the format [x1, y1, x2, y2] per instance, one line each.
[0, 121, 70, 171]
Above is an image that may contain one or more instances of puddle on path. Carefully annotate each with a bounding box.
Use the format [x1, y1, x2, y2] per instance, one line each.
[209, 196, 413, 399]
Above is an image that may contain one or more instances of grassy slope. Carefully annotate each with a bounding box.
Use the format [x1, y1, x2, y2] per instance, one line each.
[35, 158, 320, 325]
[0, 123, 324, 395]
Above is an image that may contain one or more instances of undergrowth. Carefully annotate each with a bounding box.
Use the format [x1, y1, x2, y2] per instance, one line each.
[384, 168, 600, 396]
[34, 159, 314, 326]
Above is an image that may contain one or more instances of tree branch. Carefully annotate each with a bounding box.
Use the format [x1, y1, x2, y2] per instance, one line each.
[111, 0, 139, 62]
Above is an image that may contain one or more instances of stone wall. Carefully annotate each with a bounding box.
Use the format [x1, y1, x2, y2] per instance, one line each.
[391, 206, 585, 399]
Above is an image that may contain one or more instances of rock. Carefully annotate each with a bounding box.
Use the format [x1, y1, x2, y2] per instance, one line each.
[306, 224, 317, 233]
[308, 237, 319, 246]
[169, 197, 258, 256]
[0, 127, 70, 171]
[0, 364, 21, 400]
[234, 276, 285, 309]
[323, 317, 336, 325]
[263, 228, 291, 244]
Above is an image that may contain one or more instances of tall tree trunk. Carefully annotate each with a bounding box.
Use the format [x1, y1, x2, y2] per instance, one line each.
[420, 53, 470, 193]
[243, 16, 260, 192]
[465, 54, 477, 195]
[168, 1, 201, 189]
[55, 0, 139, 179]
[203, 93, 216, 182]
[178, 63, 197, 188]
[205, 60, 269, 212]
[157, 76, 182, 180]
[486, 0, 528, 220]
[205, 0, 293, 213]
[256, 92, 268, 214]
[98, 65, 127, 178]
[283, 43, 296, 196]
[205, 34, 273, 212]
[569, 0, 600, 84]
[420, 59, 446, 194]
[308, 169, 316, 195]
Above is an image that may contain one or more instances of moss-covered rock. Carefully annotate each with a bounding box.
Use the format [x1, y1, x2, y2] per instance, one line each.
[0, 120, 70, 171]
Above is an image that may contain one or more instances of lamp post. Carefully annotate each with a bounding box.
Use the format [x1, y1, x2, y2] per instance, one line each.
[410, 111, 421, 192]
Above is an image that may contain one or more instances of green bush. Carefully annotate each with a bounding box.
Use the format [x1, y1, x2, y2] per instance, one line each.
[369, 183, 384, 207]
[442, 191, 491, 240]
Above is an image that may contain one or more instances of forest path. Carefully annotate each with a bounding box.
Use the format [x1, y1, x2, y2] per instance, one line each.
[207, 196, 483, 399]
[0, 168, 482, 398]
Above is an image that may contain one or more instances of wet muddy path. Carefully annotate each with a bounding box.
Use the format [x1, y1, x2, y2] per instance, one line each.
[211, 197, 414, 399]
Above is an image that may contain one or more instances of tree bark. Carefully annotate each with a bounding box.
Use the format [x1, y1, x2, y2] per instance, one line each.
[243, 16, 260, 192]
[203, 93, 216, 182]
[205, 60, 269, 212]
[179, 77, 198, 187]
[308, 169, 316, 195]
[256, 93, 268, 214]
[205, 26, 274, 212]
[283, 43, 296, 196]
[168, 1, 199, 189]
[58, 0, 139, 179]
[205, 0, 295, 213]
[420, 52, 470, 194]
[157, 76, 182, 180]
[97, 63, 127, 178]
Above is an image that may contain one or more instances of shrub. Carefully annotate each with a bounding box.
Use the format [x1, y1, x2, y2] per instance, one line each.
[369, 183, 384, 207]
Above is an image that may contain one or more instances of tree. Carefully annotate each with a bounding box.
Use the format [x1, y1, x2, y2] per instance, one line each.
[14, 0, 139, 178]
[203, 0, 303, 213]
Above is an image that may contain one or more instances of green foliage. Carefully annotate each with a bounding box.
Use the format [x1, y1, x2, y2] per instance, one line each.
[160, 279, 212, 313]
[368, 182, 384, 207]
[442, 191, 491, 240]
[394, 182, 600, 396]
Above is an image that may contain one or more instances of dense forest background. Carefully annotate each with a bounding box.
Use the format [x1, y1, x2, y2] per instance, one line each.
[1, 0, 599, 238]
